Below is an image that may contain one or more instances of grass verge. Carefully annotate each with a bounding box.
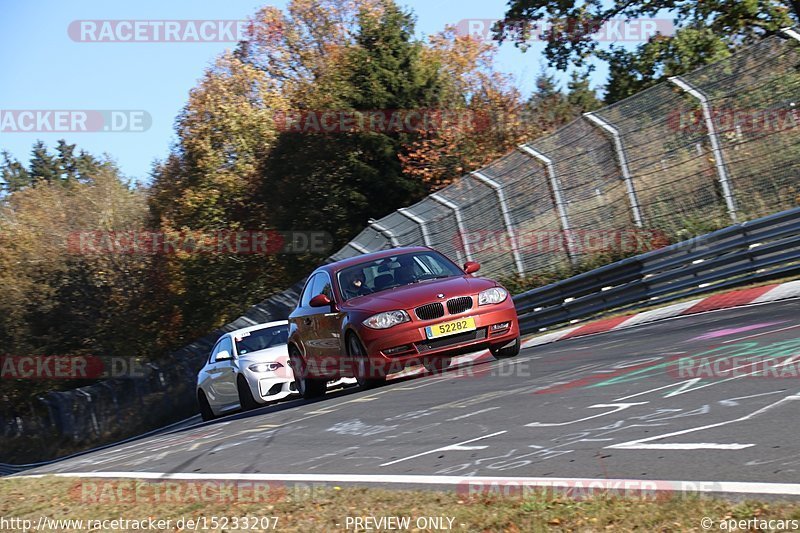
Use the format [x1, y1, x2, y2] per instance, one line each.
[2, 476, 800, 532]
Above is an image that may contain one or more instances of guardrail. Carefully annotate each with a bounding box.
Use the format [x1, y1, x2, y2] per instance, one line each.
[512, 206, 800, 334]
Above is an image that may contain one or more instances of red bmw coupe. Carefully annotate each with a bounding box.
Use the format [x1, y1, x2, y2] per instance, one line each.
[287, 246, 520, 398]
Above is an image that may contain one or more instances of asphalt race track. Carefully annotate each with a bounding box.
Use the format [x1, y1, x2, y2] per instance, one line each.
[22, 299, 800, 498]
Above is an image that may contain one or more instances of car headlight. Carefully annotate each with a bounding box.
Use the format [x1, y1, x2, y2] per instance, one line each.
[478, 287, 508, 305]
[363, 310, 411, 329]
[248, 362, 283, 373]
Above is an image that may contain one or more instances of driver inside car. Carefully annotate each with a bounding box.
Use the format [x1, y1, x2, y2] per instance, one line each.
[393, 255, 420, 285]
[342, 269, 370, 299]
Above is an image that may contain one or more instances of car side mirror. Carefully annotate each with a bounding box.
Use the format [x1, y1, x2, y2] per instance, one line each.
[309, 294, 332, 308]
[216, 349, 232, 361]
[463, 261, 481, 274]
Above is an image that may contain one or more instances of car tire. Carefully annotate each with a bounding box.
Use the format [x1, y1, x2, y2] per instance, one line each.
[237, 375, 259, 411]
[198, 390, 215, 421]
[289, 346, 327, 399]
[423, 357, 451, 373]
[348, 333, 386, 389]
[491, 336, 521, 359]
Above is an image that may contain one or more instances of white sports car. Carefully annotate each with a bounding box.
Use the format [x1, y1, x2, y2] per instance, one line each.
[196, 321, 296, 420]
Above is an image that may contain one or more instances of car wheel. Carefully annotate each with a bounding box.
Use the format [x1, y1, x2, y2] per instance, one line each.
[198, 390, 215, 421]
[491, 336, 521, 359]
[237, 375, 259, 411]
[423, 357, 451, 373]
[288, 346, 327, 399]
[348, 333, 386, 389]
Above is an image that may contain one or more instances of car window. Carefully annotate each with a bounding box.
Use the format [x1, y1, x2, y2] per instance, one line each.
[234, 325, 289, 355]
[208, 339, 223, 364]
[313, 271, 333, 300]
[211, 336, 233, 363]
[299, 274, 320, 308]
[337, 251, 462, 301]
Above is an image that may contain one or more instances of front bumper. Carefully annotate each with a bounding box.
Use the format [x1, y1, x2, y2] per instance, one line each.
[241, 368, 297, 404]
[359, 299, 519, 370]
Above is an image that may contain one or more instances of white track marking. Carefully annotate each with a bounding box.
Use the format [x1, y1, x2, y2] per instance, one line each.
[14, 472, 800, 497]
[379, 431, 506, 466]
[526, 403, 648, 427]
[718, 390, 786, 406]
[613, 378, 703, 401]
[607, 394, 800, 450]
[447, 407, 501, 421]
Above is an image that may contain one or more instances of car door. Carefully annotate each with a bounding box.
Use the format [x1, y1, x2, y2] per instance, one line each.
[290, 273, 321, 358]
[313, 272, 347, 373]
[206, 336, 238, 410]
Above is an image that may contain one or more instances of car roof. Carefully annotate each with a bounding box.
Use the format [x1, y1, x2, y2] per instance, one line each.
[226, 320, 288, 338]
[317, 246, 436, 273]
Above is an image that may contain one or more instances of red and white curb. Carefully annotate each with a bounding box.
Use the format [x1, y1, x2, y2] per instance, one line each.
[521, 280, 800, 349]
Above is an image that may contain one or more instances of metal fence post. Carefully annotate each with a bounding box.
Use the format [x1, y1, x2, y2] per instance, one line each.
[669, 76, 738, 224]
[430, 193, 472, 264]
[782, 27, 800, 42]
[517, 144, 578, 265]
[397, 207, 432, 246]
[471, 171, 525, 277]
[369, 220, 400, 247]
[584, 112, 645, 228]
[348, 242, 369, 254]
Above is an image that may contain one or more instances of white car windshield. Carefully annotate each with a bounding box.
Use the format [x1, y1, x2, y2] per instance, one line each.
[234, 325, 289, 355]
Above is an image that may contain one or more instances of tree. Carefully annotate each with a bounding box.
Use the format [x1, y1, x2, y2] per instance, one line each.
[148, 52, 291, 339]
[1, 151, 31, 193]
[495, 0, 798, 99]
[399, 28, 531, 189]
[257, 1, 441, 243]
[29, 141, 60, 184]
[601, 25, 732, 103]
[0, 142, 152, 374]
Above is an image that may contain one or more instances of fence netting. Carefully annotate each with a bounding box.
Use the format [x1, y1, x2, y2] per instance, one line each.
[337, 31, 800, 278]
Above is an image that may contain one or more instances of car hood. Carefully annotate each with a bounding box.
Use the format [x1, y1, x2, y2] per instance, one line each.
[341, 276, 498, 313]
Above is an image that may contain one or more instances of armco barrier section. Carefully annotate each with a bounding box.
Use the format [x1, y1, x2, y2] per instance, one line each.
[512, 207, 800, 333]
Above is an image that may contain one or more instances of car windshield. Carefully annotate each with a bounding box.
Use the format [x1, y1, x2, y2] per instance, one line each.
[234, 325, 289, 355]
[337, 251, 463, 301]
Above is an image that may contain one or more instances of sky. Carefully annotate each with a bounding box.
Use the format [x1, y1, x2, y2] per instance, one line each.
[0, 0, 623, 184]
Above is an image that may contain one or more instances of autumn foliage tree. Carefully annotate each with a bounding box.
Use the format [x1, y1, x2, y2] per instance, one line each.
[0, 144, 154, 402]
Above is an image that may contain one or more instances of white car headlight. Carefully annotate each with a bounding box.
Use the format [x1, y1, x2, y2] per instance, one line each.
[248, 362, 283, 373]
[478, 287, 508, 305]
[363, 310, 411, 329]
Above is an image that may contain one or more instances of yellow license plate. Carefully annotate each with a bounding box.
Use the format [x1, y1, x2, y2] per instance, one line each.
[425, 317, 476, 339]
